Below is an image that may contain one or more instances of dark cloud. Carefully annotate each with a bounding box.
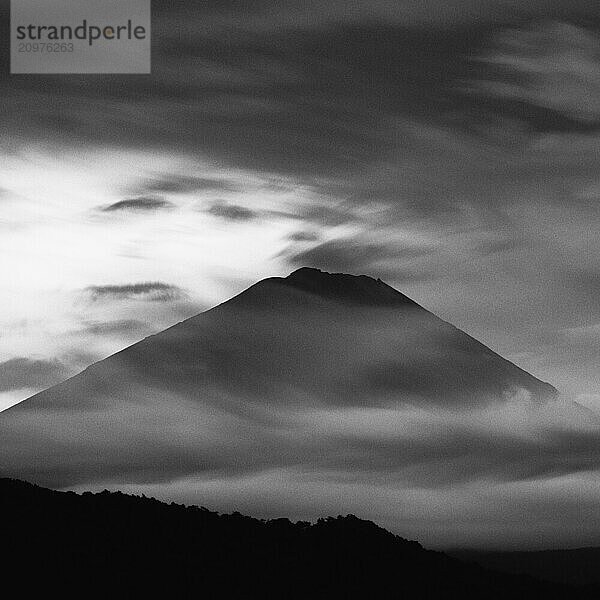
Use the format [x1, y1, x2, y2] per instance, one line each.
[0, 13, 481, 179]
[287, 231, 320, 242]
[0, 357, 71, 392]
[149, 1, 598, 36]
[290, 239, 381, 270]
[288, 238, 434, 278]
[84, 319, 153, 337]
[289, 240, 385, 273]
[2, 7, 598, 211]
[100, 196, 174, 212]
[135, 174, 240, 195]
[206, 200, 257, 221]
[0, 5, 599, 185]
[85, 282, 185, 303]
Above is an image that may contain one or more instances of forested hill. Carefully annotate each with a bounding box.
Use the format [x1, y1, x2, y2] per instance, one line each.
[1, 478, 597, 599]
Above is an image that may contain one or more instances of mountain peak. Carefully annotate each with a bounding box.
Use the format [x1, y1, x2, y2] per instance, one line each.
[0, 267, 559, 495]
[279, 267, 420, 307]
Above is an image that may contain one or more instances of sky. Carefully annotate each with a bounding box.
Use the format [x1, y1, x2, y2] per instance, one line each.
[1, 0, 600, 546]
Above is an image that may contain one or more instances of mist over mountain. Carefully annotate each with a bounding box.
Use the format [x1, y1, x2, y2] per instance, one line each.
[0, 268, 598, 548]
[2, 477, 597, 599]
[0, 267, 557, 416]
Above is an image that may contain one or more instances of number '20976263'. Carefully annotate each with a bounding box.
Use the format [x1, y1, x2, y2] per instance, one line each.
[18, 42, 74, 53]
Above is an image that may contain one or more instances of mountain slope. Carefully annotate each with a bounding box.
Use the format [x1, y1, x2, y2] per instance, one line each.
[1, 477, 596, 599]
[0, 268, 557, 490]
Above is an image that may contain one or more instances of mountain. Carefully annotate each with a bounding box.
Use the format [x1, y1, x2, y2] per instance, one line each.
[0, 267, 557, 490]
[1, 477, 596, 599]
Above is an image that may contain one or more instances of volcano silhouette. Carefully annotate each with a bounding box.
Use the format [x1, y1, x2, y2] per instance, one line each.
[0, 268, 556, 488]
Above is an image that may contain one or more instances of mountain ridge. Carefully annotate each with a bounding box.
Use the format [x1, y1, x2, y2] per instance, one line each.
[280, 267, 423, 306]
[37, 266, 555, 399]
[133, 267, 556, 400]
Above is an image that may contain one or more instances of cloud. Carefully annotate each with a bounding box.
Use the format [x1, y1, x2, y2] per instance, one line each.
[289, 239, 387, 273]
[85, 282, 186, 303]
[1, 383, 599, 548]
[300, 400, 600, 485]
[0, 15, 481, 180]
[473, 22, 600, 123]
[152, 1, 598, 31]
[0, 357, 70, 392]
[206, 200, 257, 222]
[135, 174, 240, 195]
[287, 237, 434, 279]
[100, 196, 175, 212]
[84, 319, 153, 337]
[288, 231, 320, 242]
[0, 383, 595, 488]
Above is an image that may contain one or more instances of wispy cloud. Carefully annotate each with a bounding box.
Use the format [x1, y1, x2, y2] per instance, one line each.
[473, 22, 600, 123]
[206, 200, 257, 222]
[134, 174, 240, 195]
[287, 231, 320, 242]
[100, 196, 175, 212]
[85, 282, 186, 303]
[83, 319, 153, 337]
[288, 237, 435, 279]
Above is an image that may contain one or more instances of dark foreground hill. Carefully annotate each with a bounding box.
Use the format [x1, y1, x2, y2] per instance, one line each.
[449, 548, 600, 586]
[1, 478, 597, 599]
